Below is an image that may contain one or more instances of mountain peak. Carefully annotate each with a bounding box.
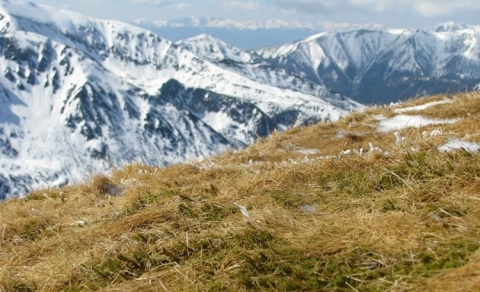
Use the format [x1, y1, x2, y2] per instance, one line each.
[0, 0, 153, 38]
[429, 22, 470, 32]
[176, 33, 257, 63]
[185, 33, 222, 43]
[0, 0, 80, 32]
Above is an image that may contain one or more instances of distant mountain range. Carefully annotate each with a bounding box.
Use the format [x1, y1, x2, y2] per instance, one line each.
[136, 17, 318, 30]
[256, 22, 480, 104]
[134, 17, 320, 50]
[0, 1, 358, 198]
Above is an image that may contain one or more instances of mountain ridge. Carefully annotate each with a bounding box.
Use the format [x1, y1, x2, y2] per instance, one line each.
[256, 22, 480, 104]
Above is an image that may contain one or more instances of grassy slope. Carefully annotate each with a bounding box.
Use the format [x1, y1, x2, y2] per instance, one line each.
[1, 92, 480, 291]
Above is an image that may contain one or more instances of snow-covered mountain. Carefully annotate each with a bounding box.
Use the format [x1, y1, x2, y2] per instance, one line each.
[257, 23, 480, 104]
[0, 1, 358, 198]
[176, 34, 261, 63]
[176, 34, 356, 110]
[134, 17, 318, 50]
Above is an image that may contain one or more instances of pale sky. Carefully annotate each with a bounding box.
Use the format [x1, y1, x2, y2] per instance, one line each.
[27, 0, 480, 29]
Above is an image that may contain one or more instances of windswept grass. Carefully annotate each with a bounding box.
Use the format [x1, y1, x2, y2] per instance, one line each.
[1, 92, 480, 291]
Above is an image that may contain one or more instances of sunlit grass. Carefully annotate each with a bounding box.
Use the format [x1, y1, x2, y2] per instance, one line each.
[1, 92, 480, 291]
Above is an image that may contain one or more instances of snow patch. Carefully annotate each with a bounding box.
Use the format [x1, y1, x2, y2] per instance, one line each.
[295, 148, 320, 155]
[377, 115, 458, 132]
[438, 139, 480, 153]
[394, 99, 454, 113]
[422, 129, 443, 137]
[201, 111, 234, 132]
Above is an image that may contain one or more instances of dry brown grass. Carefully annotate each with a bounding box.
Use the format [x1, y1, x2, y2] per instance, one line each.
[2, 92, 480, 291]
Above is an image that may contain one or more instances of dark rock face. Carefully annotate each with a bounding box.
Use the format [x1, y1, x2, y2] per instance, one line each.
[0, 176, 10, 200]
[159, 79, 279, 145]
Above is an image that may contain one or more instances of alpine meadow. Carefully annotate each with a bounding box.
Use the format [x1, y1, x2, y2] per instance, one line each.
[2, 92, 480, 290]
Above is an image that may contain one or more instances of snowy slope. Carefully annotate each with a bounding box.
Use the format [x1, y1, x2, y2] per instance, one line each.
[257, 23, 480, 104]
[0, 1, 359, 198]
[176, 34, 261, 63]
[176, 34, 359, 110]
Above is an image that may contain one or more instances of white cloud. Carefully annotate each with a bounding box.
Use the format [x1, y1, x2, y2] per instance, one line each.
[130, 0, 169, 5]
[171, 2, 190, 10]
[271, 0, 329, 14]
[413, 1, 451, 17]
[412, 0, 480, 17]
[271, 0, 480, 17]
[351, 0, 392, 11]
[220, 0, 259, 10]
[128, 0, 190, 9]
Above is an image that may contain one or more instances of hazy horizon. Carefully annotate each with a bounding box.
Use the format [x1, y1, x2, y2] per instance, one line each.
[27, 0, 480, 31]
